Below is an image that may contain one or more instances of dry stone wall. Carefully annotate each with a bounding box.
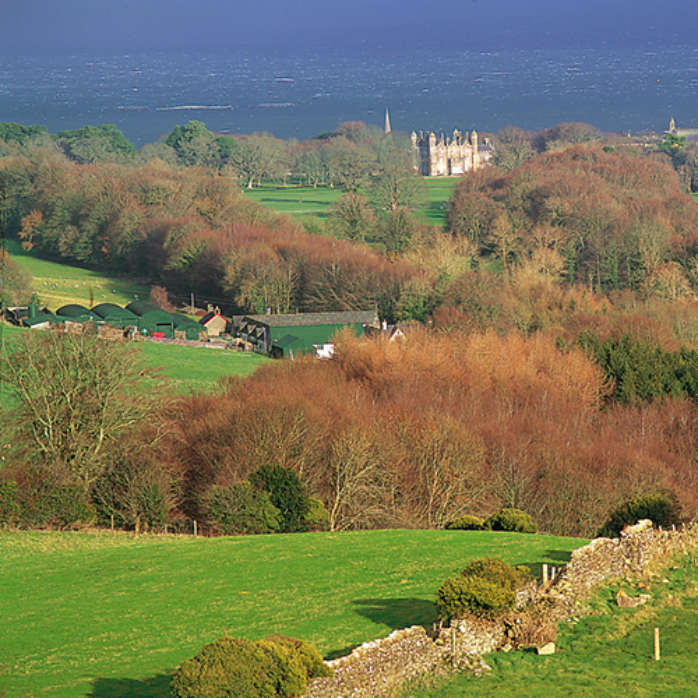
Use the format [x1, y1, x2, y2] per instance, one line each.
[304, 521, 698, 698]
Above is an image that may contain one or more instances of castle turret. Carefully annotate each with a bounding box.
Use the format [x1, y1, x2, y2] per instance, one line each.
[471, 129, 480, 170]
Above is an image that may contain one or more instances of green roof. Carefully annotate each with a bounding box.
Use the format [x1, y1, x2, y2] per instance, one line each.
[271, 334, 300, 350]
[126, 301, 160, 317]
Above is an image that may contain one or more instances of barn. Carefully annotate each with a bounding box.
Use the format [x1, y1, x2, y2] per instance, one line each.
[237, 310, 378, 358]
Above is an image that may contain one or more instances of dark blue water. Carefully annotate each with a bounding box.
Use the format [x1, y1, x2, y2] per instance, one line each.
[0, 48, 696, 145]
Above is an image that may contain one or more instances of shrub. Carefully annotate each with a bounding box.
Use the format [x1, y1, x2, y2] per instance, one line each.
[250, 465, 310, 532]
[597, 490, 683, 538]
[436, 557, 531, 621]
[445, 514, 485, 530]
[461, 558, 531, 589]
[303, 497, 330, 531]
[171, 635, 330, 698]
[205, 482, 281, 535]
[437, 575, 515, 620]
[264, 635, 332, 680]
[171, 636, 275, 698]
[485, 508, 537, 533]
[0, 481, 21, 527]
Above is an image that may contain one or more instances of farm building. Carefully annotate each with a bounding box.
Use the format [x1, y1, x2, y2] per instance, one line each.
[92, 303, 138, 328]
[200, 311, 229, 337]
[237, 310, 378, 358]
[171, 313, 204, 341]
[56, 304, 98, 323]
[10, 304, 66, 329]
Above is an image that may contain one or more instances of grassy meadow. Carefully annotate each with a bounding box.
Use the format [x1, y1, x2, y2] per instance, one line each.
[5, 239, 150, 310]
[0, 529, 583, 697]
[411, 558, 698, 697]
[244, 177, 459, 227]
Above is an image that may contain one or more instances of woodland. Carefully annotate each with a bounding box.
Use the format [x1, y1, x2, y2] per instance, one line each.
[0, 118, 697, 538]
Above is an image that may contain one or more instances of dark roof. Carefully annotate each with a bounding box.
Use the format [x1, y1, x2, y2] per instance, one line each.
[272, 334, 300, 350]
[126, 300, 160, 317]
[56, 304, 93, 318]
[245, 310, 377, 328]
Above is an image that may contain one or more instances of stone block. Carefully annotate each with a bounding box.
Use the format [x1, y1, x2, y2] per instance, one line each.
[537, 642, 556, 655]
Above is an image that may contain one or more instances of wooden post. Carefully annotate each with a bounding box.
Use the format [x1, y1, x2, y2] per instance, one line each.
[542, 563, 549, 584]
[110, 514, 114, 531]
[654, 627, 660, 661]
[450, 626, 457, 668]
[193, 519, 198, 537]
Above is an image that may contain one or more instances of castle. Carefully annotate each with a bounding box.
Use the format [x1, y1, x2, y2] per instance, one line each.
[410, 128, 493, 176]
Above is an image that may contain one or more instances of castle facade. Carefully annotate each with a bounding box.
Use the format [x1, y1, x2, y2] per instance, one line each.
[411, 129, 492, 176]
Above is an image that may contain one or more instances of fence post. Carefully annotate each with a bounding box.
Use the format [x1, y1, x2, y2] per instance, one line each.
[110, 514, 114, 531]
[654, 627, 660, 661]
[542, 563, 549, 584]
[193, 519, 198, 537]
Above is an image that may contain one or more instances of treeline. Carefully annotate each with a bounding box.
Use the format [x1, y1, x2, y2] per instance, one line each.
[2, 328, 695, 537]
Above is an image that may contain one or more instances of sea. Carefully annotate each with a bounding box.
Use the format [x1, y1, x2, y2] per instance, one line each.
[0, 47, 696, 146]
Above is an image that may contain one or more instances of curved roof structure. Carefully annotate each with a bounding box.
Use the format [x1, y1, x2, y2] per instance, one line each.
[126, 300, 160, 317]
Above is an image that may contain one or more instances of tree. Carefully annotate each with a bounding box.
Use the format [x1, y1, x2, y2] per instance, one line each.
[56, 124, 136, 164]
[225, 134, 288, 188]
[492, 126, 534, 171]
[0, 249, 33, 307]
[0, 329, 164, 491]
[165, 120, 221, 167]
[327, 191, 376, 242]
[369, 146, 427, 214]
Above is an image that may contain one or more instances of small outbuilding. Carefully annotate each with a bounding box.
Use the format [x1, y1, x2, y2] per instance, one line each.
[199, 311, 229, 338]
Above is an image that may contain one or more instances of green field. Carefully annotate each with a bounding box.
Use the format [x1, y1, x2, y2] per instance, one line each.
[5, 239, 150, 309]
[412, 559, 698, 697]
[0, 529, 583, 697]
[244, 177, 459, 227]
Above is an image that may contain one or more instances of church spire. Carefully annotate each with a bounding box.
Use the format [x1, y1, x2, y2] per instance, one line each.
[384, 107, 392, 135]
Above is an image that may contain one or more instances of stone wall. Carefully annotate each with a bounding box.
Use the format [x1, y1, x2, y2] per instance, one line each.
[304, 521, 698, 698]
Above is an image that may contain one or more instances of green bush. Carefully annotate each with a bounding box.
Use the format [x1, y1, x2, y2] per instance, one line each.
[461, 558, 531, 589]
[485, 508, 537, 533]
[598, 490, 683, 538]
[445, 515, 485, 530]
[171, 636, 276, 698]
[250, 465, 310, 532]
[264, 635, 332, 680]
[171, 635, 330, 698]
[303, 497, 330, 531]
[437, 575, 516, 620]
[205, 482, 281, 535]
[436, 557, 531, 621]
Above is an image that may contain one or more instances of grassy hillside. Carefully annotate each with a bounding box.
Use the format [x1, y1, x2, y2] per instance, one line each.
[5, 239, 150, 309]
[244, 177, 458, 227]
[0, 529, 583, 697]
[412, 558, 698, 697]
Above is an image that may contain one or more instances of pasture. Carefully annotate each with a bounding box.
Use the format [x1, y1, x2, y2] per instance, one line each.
[244, 177, 459, 227]
[0, 529, 583, 697]
[5, 239, 150, 309]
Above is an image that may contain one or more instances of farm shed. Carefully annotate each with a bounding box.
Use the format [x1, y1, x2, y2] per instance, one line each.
[137, 310, 175, 338]
[92, 303, 138, 328]
[171, 313, 203, 341]
[238, 310, 378, 358]
[23, 311, 65, 329]
[200, 311, 229, 337]
[56, 304, 97, 323]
